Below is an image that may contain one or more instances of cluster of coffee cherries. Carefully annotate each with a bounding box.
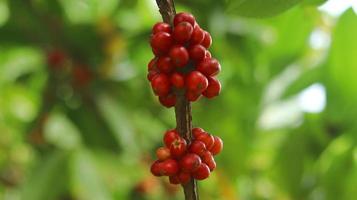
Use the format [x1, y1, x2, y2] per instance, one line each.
[148, 12, 222, 108]
[150, 127, 223, 185]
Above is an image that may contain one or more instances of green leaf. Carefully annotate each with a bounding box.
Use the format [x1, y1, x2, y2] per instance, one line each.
[226, 0, 302, 17]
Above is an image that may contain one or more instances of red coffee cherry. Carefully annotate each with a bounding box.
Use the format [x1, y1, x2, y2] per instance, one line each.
[189, 140, 206, 156]
[157, 56, 173, 73]
[150, 32, 173, 55]
[152, 22, 171, 34]
[163, 129, 180, 147]
[200, 151, 216, 171]
[210, 136, 223, 155]
[196, 58, 221, 76]
[148, 58, 158, 71]
[170, 137, 187, 158]
[170, 72, 185, 89]
[196, 133, 215, 150]
[174, 12, 196, 27]
[190, 26, 205, 45]
[151, 160, 163, 177]
[201, 31, 212, 49]
[192, 163, 210, 180]
[156, 147, 171, 161]
[192, 127, 205, 138]
[186, 71, 208, 94]
[169, 175, 181, 184]
[159, 93, 176, 108]
[178, 172, 191, 185]
[151, 73, 171, 96]
[203, 77, 221, 98]
[205, 51, 212, 59]
[161, 159, 179, 176]
[173, 22, 193, 44]
[147, 70, 159, 81]
[189, 45, 206, 62]
[169, 45, 189, 67]
[185, 90, 201, 102]
[179, 153, 202, 172]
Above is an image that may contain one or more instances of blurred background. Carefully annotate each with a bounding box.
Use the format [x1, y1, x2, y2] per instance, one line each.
[0, 0, 357, 199]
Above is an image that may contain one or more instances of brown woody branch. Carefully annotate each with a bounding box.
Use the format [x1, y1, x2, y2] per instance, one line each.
[154, 0, 199, 200]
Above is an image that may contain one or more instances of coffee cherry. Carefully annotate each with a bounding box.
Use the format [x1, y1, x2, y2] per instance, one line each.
[186, 71, 208, 94]
[156, 147, 171, 161]
[203, 77, 221, 98]
[150, 32, 173, 55]
[210, 136, 223, 155]
[147, 70, 159, 81]
[178, 172, 191, 185]
[189, 140, 206, 156]
[196, 58, 221, 76]
[161, 159, 179, 176]
[151, 73, 171, 96]
[151, 160, 163, 177]
[148, 58, 158, 71]
[201, 31, 212, 49]
[185, 91, 201, 102]
[159, 93, 176, 108]
[179, 153, 202, 172]
[170, 137, 187, 158]
[192, 163, 210, 180]
[200, 151, 216, 171]
[169, 175, 181, 184]
[163, 129, 180, 147]
[190, 26, 205, 45]
[173, 22, 193, 44]
[157, 56, 173, 73]
[192, 127, 205, 138]
[196, 133, 215, 150]
[189, 45, 206, 62]
[205, 51, 212, 59]
[152, 22, 171, 34]
[174, 12, 195, 27]
[169, 46, 189, 67]
[170, 72, 185, 89]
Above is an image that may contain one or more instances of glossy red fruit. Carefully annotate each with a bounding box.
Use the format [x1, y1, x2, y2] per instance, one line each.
[185, 90, 201, 102]
[189, 45, 206, 62]
[203, 77, 221, 98]
[156, 147, 171, 161]
[192, 163, 210, 180]
[178, 172, 191, 185]
[179, 153, 202, 172]
[163, 129, 180, 147]
[210, 136, 223, 155]
[147, 70, 159, 81]
[150, 160, 163, 177]
[170, 137, 187, 158]
[159, 93, 176, 108]
[152, 22, 171, 34]
[169, 46, 189, 67]
[173, 22, 193, 44]
[174, 12, 195, 27]
[190, 26, 205, 45]
[189, 140, 206, 156]
[205, 51, 212, 59]
[192, 127, 205, 138]
[196, 133, 215, 150]
[170, 72, 185, 88]
[150, 32, 173, 54]
[201, 151, 216, 171]
[201, 31, 212, 49]
[148, 58, 157, 71]
[196, 58, 221, 76]
[157, 56, 173, 73]
[186, 71, 208, 93]
[169, 175, 180, 184]
[151, 74, 170, 96]
[161, 159, 179, 176]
